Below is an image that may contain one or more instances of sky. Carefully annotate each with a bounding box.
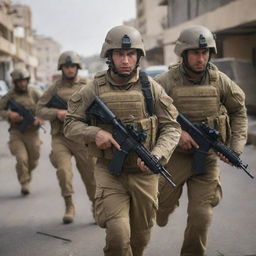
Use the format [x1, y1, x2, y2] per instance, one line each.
[13, 0, 136, 57]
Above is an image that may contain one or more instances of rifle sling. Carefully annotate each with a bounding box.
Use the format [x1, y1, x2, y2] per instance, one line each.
[139, 71, 154, 116]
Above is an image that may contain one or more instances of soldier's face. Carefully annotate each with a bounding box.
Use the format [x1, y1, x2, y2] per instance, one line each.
[112, 49, 138, 75]
[62, 64, 78, 80]
[15, 79, 28, 92]
[187, 48, 209, 72]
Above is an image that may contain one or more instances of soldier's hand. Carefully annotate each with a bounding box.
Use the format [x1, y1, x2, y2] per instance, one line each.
[56, 110, 67, 121]
[137, 158, 150, 172]
[216, 152, 232, 165]
[178, 130, 199, 150]
[8, 111, 23, 123]
[95, 130, 120, 150]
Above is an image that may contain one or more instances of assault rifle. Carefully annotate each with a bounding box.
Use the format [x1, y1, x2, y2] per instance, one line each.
[86, 96, 176, 187]
[7, 98, 45, 133]
[46, 94, 67, 110]
[177, 113, 254, 179]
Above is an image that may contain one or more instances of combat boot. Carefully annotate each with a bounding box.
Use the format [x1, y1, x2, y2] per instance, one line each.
[156, 211, 169, 227]
[21, 182, 30, 196]
[63, 196, 75, 224]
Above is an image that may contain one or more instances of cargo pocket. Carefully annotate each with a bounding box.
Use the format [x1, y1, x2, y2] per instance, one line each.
[148, 200, 158, 228]
[136, 115, 158, 150]
[216, 114, 231, 144]
[210, 182, 222, 207]
[94, 188, 107, 228]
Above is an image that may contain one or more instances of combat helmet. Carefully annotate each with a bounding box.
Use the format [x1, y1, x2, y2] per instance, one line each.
[100, 25, 146, 58]
[11, 68, 30, 81]
[57, 51, 82, 70]
[174, 25, 217, 56]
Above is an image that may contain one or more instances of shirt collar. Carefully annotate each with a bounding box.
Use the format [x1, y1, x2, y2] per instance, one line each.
[106, 68, 140, 87]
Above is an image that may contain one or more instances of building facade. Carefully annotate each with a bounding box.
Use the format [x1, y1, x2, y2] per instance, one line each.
[133, 0, 256, 112]
[34, 35, 61, 86]
[135, 0, 168, 66]
[160, 0, 256, 65]
[0, 1, 39, 85]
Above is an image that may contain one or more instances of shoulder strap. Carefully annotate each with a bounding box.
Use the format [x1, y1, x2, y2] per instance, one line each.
[94, 71, 107, 86]
[139, 71, 154, 116]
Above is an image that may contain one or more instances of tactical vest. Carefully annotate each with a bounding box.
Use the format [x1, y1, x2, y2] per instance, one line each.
[9, 88, 38, 131]
[89, 71, 158, 170]
[51, 78, 85, 135]
[170, 63, 231, 143]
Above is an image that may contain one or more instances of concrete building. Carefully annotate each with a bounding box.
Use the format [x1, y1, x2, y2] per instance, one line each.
[159, 0, 256, 65]
[0, 0, 15, 85]
[133, 0, 256, 112]
[135, 0, 168, 66]
[34, 35, 61, 86]
[0, 1, 38, 84]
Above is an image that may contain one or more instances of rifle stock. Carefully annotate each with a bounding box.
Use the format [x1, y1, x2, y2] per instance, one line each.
[46, 94, 67, 110]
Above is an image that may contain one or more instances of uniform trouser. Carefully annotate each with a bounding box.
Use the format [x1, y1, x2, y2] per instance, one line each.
[157, 151, 222, 256]
[8, 129, 41, 186]
[49, 134, 96, 202]
[94, 160, 159, 256]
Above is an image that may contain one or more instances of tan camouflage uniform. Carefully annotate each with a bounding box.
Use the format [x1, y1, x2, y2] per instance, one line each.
[0, 86, 42, 194]
[155, 61, 247, 256]
[64, 67, 181, 255]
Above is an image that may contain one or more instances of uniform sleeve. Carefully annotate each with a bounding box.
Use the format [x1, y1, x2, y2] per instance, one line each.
[150, 79, 181, 165]
[0, 93, 11, 120]
[64, 82, 102, 145]
[219, 72, 248, 154]
[36, 84, 59, 121]
[32, 88, 42, 103]
[154, 71, 172, 96]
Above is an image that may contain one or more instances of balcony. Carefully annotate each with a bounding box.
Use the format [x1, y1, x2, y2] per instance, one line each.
[0, 36, 15, 55]
[0, 9, 13, 30]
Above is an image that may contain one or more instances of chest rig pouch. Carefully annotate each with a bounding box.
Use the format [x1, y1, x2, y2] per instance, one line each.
[9, 89, 38, 131]
[89, 71, 158, 172]
[171, 64, 231, 144]
[51, 80, 82, 136]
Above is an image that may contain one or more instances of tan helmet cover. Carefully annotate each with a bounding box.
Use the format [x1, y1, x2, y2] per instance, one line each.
[11, 68, 30, 81]
[100, 25, 146, 58]
[58, 51, 82, 70]
[174, 25, 217, 56]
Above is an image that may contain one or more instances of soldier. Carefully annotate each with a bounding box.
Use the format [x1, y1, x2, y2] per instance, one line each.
[0, 68, 43, 195]
[155, 25, 248, 256]
[63, 25, 181, 256]
[36, 51, 96, 224]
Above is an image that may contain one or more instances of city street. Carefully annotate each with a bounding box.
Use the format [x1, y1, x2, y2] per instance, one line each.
[0, 120, 256, 256]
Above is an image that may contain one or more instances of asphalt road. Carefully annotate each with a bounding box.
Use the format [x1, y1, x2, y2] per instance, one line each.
[0, 121, 256, 256]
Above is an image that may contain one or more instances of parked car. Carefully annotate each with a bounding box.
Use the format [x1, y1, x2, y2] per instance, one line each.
[0, 80, 8, 99]
[142, 65, 168, 78]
